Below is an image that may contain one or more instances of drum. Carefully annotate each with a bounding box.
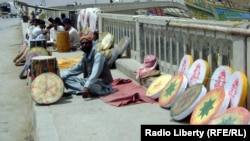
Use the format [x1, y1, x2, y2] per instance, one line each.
[30, 72, 64, 104]
[29, 39, 47, 48]
[31, 56, 59, 80]
[146, 74, 172, 99]
[158, 73, 188, 108]
[116, 36, 130, 56]
[170, 83, 207, 121]
[224, 71, 248, 107]
[101, 32, 114, 50]
[178, 54, 193, 76]
[187, 59, 210, 87]
[209, 65, 233, 90]
[56, 31, 70, 52]
[190, 87, 230, 125]
[208, 106, 250, 125]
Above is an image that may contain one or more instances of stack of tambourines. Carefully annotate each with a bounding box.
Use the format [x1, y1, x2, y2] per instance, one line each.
[146, 54, 250, 125]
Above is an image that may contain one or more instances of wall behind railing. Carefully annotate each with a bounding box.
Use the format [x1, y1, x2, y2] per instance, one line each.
[98, 13, 250, 109]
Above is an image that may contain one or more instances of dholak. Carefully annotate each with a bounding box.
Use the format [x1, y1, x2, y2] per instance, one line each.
[30, 72, 64, 104]
[31, 56, 59, 80]
[30, 39, 47, 48]
[56, 31, 70, 52]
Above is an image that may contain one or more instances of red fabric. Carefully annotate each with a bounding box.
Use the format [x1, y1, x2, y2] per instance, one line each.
[100, 78, 156, 107]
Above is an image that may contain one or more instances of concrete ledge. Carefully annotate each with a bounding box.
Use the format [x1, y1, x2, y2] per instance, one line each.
[115, 58, 162, 88]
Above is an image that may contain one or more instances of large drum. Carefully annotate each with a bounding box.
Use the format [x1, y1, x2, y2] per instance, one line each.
[208, 106, 250, 125]
[30, 72, 64, 105]
[146, 74, 172, 99]
[190, 87, 230, 125]
[30, 39, 47, 48]
[31, 56, 59, 80]
[158, 73, 188, 108]
[56, 31, 70, 52]
[170, 83, 207, 121]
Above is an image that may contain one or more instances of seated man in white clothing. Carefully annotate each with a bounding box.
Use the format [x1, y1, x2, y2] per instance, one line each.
[48, 17, 65, 47]
[63, 18, 80, 51]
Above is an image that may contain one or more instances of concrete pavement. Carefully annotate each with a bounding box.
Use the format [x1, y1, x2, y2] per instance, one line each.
[20, 20, 185, 141]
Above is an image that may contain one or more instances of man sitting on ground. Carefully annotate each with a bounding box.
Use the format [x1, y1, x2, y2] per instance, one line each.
[61, 35, 117, 98]
[63, 18, 80, 51]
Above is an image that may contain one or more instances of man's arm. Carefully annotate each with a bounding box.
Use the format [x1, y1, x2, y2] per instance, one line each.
[83, 53, 105, 88]
[61, 57, 84, 80]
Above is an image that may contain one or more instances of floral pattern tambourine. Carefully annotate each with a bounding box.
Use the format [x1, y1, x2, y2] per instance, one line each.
[30, 72, 64, 105]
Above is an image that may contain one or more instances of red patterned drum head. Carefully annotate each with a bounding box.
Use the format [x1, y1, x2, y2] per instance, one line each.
[187, 59, 210, 87]
[30, 72, 64, 104]
[190, 88, 230, 125]
[158, 73, 188, 108]
[170, 83, 207, 121]
[146, 74, 172, 99]
[224, 71, 248, 107]
[210, 66, 233, 90]
[178, 55, 193, 75]
[209, 107, 250, 125]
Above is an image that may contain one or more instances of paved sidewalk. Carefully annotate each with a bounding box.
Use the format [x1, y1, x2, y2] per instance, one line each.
[20, 21, 185, 141]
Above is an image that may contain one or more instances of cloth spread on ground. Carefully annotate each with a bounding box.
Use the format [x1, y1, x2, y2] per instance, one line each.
[100, 78, 156, 107]
[57, 56, 82, 69]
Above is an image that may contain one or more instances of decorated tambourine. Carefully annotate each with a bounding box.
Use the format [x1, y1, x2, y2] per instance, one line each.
[187, 59, 210, 87]
[30, 72, 64, 105]
[101, 32, 114, 50]
[224, 71, 248, 107]
[170, 83, 207, 121]
[146, 74, 172, 99]
[158, 73, 188, 108]
[178, 55, 193, 75]
[208, 106, 250, 125]
[209, 65, 233, 90]
[190, 87, 230, 125]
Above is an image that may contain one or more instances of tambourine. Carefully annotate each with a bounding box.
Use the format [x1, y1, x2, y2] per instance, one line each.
[30, 72, 64, 105]
[116, 36, 130, 56]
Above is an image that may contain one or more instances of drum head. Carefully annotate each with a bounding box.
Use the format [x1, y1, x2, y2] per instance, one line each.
[178, 55, 193, 75]
[187, 59, 210, 87]
[116, 36, 130, 56]
[158, 73, 188, 108]
[101, 32, 114, 50]
[190, 87, 230, 125]
[107, 48, 119, 66]
[209, 107, 250, 125]
[224, 71, 248, 107]
[25, 47, 50, 64]
[210, 65, 233, 90]
[170, 83, 207, 121]
[30, 72, 64, 104]
[146, 74, 172, 99]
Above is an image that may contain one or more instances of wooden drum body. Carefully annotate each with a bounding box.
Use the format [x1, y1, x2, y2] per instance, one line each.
[30, 39, 47, 48]
[31, 56, 59, 80]
[56, 31, 70, 52]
